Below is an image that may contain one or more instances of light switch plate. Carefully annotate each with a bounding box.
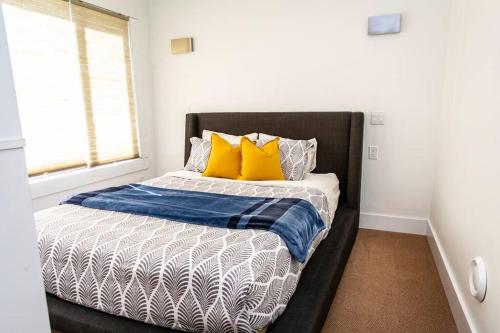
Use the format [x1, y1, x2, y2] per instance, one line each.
[370, 112, 385, 125]
[368, 146, 379, 160]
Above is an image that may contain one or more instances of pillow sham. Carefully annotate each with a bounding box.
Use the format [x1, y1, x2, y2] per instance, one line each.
[257, 134, 315, 181]
[203, 134, 241, 179]
[241, 137, 284, 181]
[259, 133, 317, 173]
[184, 137, 211, 172]
[202, 130, 258, 145]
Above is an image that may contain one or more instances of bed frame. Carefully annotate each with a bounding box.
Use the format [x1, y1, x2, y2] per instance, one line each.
[46, 112, 364, 333]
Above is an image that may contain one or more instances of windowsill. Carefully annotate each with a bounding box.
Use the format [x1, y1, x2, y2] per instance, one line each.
[30, 157, 150, 199]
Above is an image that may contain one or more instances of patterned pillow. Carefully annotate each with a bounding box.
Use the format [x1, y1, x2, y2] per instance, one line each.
[260, 133, 317, 173]
[257, 136, 314, 181]
[304, 138, 318, 173]
[184, 137, 211, 172]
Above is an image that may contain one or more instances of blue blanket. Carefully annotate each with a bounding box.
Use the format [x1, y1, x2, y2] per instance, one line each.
[62, 184, 325, 262]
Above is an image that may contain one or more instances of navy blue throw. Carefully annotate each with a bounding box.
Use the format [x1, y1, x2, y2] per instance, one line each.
[61, 184, 325, 262]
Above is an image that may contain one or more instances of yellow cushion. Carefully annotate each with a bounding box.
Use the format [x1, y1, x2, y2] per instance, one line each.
[241, 137, 285, 181]
[203, 134, 241, 179]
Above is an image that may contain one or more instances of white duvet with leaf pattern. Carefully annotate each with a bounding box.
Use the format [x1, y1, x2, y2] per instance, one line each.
[36, 175, 332, 332]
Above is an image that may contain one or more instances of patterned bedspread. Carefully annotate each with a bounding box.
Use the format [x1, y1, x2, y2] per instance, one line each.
[36, 175, 332, 332]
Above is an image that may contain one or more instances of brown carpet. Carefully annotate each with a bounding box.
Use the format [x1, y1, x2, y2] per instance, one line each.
[322, 229, 457, 333]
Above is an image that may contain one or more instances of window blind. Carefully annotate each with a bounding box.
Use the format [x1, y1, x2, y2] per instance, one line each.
[2, 0, 139, 176]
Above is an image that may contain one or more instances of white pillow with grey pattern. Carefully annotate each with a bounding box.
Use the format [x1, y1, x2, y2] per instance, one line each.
[257, 133, 316, 181]
[184, 137, 211, 172]
[259, 133, 317, 173]
[202, 130, 257, 145]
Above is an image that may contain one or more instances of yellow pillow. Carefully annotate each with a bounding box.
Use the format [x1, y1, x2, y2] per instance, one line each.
[241, 137, 285, 181]
[203, 134, 241, 179]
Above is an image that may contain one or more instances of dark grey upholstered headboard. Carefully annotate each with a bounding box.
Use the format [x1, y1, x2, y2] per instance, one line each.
[185, 112, 364, 210]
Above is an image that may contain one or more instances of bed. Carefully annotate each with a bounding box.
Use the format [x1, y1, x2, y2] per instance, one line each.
[43, 112, 364, 333]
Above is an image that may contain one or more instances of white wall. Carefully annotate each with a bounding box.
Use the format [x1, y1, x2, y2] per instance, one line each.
[148, 0, 451, 223]
[430, 0, 500, 331]
[0, 5, 50, 332]
[29, 0, 156, 211]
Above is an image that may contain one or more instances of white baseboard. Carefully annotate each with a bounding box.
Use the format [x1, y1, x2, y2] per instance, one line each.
[360, 212, 428, 235]
[426, 219, 474, 333]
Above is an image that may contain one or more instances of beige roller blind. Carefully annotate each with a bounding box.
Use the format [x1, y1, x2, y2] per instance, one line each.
[2, 0, 139, 176]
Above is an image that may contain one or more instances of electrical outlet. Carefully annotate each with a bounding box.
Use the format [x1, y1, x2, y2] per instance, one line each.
[370, 112, 385, 125]
[368, 145, 378, 160]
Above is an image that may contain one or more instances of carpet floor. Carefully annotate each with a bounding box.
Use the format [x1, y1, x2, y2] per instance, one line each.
[322, 229, 458, 333]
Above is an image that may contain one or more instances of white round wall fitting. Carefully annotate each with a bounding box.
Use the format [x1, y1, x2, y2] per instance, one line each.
[468, 256, 487, 302]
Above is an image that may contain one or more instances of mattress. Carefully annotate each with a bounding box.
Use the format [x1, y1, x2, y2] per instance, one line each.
[35, 172, 340, 332]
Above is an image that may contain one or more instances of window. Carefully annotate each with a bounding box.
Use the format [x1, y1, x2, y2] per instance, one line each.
[2, 0, 139, 176]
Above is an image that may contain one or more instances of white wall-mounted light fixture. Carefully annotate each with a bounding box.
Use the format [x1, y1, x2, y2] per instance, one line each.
[469, 256, 487, 302]
[368, 14, 402, 35]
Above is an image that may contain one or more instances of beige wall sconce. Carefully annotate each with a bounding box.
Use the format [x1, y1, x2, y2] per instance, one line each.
[171, 37, 193, 54]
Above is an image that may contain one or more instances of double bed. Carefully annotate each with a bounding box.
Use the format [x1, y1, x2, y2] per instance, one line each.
[41, 112, 364, 333]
